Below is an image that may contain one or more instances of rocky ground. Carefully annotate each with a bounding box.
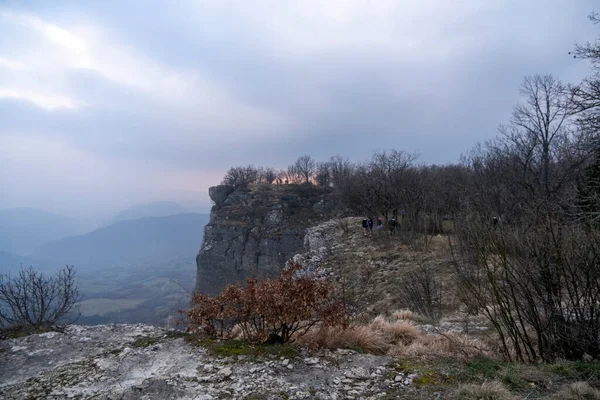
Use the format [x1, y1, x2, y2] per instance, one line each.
[0, 324, 432, 400]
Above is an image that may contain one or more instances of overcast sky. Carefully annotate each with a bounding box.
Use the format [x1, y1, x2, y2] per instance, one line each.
[0, 0, 597, 221]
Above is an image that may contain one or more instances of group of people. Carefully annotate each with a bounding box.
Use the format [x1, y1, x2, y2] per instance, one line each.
[362, 216, 398, 236]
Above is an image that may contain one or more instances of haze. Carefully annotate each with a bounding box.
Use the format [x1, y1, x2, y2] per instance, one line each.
[0, 0, 597, 222]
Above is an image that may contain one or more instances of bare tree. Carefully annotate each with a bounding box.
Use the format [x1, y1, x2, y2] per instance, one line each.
[451, 73, 600, 361]
[507, 75, 578, 198]
[315, 162, 331, 187]
[221, 165, 260, 187]
[571, 15, 600, 151]
[329, 155, 353, 188]
[0, 265, 80, 329]
[577, 147, 600, 224]
[285, 165, 303, 184]
[293, 155, 316, 184]
[261, 167, 277, 184]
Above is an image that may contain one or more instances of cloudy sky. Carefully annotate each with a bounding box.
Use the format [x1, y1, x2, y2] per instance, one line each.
[0, 0, 597, 221]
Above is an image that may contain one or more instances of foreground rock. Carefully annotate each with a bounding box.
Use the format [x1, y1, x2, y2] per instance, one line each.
[0, 324, 422, 399]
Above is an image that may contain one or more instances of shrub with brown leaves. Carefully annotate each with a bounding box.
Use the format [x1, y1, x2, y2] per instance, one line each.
[187, 261, 346, 343]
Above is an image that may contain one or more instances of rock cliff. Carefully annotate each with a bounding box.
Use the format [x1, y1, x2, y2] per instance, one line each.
[195, 184, 339, 295]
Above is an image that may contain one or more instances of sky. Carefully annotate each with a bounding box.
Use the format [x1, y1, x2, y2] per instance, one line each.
[0, 0, 598, 221]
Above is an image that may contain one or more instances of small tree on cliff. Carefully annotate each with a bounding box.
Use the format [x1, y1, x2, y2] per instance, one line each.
[293, 155, 316, 184]
[222, 165, 260, 187]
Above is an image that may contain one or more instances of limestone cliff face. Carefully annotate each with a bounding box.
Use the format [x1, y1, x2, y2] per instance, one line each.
[195, 184, 338, 295]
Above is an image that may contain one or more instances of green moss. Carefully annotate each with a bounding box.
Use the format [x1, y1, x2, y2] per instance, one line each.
[413, 374, 432, 386]
[388, 360, 414, 374]
[164, 330, 189, 339]
[244, 394, 268, 400]
[0, 325, 54, 339]
[131, 336, 160, 348]
[189, 338, 299, 360]
[279, 391, 290, 400]
[347, 345, 365, 354]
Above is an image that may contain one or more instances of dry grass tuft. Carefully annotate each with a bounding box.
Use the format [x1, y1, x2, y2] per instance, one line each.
[296, 325, 390, 354]
[376, 320, 420, 346]
[551, 382, 600, 400]
[297, 315, 491, 357]
[456, 381, 515, 400]
[369, 315, 388, 330]
[388, 331, 491, 358]
[391, 309, 414, 321]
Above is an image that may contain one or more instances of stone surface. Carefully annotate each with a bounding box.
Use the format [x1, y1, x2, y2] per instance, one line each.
[209, 185, 234, 207]
[0, 324, 421, 400]
[195, 184, 340, 295]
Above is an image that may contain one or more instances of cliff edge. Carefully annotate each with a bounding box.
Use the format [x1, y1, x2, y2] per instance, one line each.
[195, 184, 338, 295]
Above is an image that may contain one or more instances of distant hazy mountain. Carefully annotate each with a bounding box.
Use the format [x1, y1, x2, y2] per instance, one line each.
[0, 208, 80, 255]
[111, 202, 187, 223]
[31, 213, 209, 270]
[0, 250, 23, 272]
[0, 250, 54, 275]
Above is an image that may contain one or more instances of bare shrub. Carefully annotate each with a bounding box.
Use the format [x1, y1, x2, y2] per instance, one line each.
[0, 265, 80, 329]
[452, 216, 600, 362]
[187, 261, 346, 343]
[456, 381, 515, 400]
[398, 264, 443, 321]
[335, 261, 378, 319]
[334, 217, 350, 235]
[551, 382, 600, 400]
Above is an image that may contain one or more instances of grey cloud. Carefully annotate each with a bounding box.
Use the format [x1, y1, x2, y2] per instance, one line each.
[0, 0, 598, 216]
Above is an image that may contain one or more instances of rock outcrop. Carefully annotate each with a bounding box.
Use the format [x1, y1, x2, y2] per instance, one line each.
[0, 324, 417, 399]
[195, 184, 339, 295]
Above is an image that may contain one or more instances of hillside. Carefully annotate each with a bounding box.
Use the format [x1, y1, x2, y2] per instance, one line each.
[31, 213, 209, 269]
[0, 208, 80, 255]
[111, 201, 188, 223]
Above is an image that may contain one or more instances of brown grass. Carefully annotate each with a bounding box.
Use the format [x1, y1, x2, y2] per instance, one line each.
[295, 314, 491, 358]
[456, 381, 515, 400]
[297, 325, 390, 354]
[551, 382, 600, 400]
[378, 320, 420, 346]
[391, 309, 415, 321]
[386, 332, 490, 359]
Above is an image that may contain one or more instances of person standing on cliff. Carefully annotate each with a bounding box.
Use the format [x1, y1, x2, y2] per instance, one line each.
[367, 217, 374, 236]
[376, 217, 383, 234]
